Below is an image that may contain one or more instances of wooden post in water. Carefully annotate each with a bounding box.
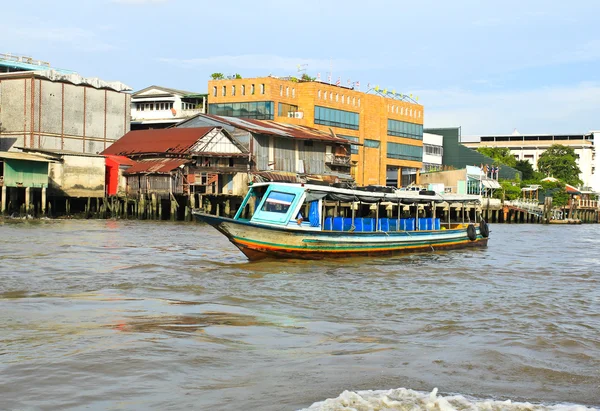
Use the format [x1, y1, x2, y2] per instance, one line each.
[151, 193, 157, 220]
[41, 187, 46, 216]
[1, 186, 6, 215]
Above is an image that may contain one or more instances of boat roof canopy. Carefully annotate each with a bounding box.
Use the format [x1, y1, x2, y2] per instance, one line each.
[249, 182, 481, 204]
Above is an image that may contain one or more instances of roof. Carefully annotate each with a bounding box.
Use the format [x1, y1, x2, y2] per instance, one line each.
[132, 85, 201, 97]
[17, 147, 105, 158]
[0, 151, 55, 162]
[124, 158, 189, 174]
[104, 155, 136, 166]
[102, 127, 215, 156]
[190, 114, 349, 144]
[0, 70, 131, 92]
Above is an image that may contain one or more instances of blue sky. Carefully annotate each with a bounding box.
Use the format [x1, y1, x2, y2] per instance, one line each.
[3, 0, 599, 137]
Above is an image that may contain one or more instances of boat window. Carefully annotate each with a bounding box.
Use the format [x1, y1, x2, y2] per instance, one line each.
[261, 191, 296, 214]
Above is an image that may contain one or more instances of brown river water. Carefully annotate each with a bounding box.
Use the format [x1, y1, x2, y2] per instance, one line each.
[0, 219, 598, 411]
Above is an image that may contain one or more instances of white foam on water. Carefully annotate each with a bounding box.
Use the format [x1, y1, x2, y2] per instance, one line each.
[300, 387, 598, 411]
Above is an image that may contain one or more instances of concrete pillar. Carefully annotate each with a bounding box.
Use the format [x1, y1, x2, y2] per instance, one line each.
[1, 186, 6, 214]
[41, 187, 46, 216]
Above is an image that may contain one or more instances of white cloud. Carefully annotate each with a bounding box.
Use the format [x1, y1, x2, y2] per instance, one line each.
[418, 82, 600, 136]
[1, 23, 117, 52]
[158, 54, 386, 72]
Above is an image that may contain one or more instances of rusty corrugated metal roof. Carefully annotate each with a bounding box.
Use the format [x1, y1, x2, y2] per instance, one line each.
[203, 115, 349, 143]
[124, 158, 189, 175]
[104, 155, 136, 166]
[102, 127, 214, 156]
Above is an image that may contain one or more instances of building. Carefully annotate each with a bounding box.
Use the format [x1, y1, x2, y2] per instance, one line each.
[130, 86, 208, 130]
[0, 151, 54, 214]
[177, 113, 352, 185]
[425, 127, 522, 180]
[206, 76, 424, 187]
[422, 132, 444, 172]
[0, 53, 75, 75]
[462, 130, 599, 191]
[0, 70, 131, 154]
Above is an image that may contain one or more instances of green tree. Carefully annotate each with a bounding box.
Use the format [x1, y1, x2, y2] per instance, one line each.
[234, 73, 242, 79]
[476, 147, 517, 167]
[210, 72, 224, 80]
[540, 180, 569, 207]
[537, 144, 582, 186]
[301, 73, 316, 82]
[514, 159, 536, 181]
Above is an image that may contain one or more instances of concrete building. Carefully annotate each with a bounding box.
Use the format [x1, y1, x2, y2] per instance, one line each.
[425, 127, 522, 180]
[207, 76, 424, 187]
[0, 53, 75, 75]
[463, 130, 598, 191]
[0, 70, 131, 154]
[130, 86, 208, 130]
[422, 132, 443, 172]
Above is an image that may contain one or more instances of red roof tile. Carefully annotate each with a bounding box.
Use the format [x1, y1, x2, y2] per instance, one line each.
[124, 158, 190, 174]
[102, 127, 214, 156]
[104, 155, 136, 166]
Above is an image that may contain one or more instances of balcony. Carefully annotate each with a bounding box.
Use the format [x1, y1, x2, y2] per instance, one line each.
[131, 108, 205, 122]
[325, 154, 352, 168]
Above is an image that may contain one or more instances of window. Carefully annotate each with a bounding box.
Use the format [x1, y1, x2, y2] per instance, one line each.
[138, 103, 144, 111]
[318, 90, 321, 99]
[213, 86, 217, 97]
[222, 86, 226, 96]
[353, 97, 356, 106]
[340, 135, 359, 154]
[209, 101, 274, 120]
[278, 102, 299, 117]
[364, 139, 380, 148]
[280, 85, 283, 96]
[387, 119, 423, 140]
[150, 103, 154, 111]
[251, 84, 255, 95]
[423, 143, 443, 156]
[292, 88, 295, 98]
[329, 91, 333, 101]
[286, 86, 289, 97]
[261, 191, 296, 214]
[231, 85, 236, 96]
[335, 93, 339, 102]
[260, 83, 265, 94]
[341, 95, 344, 104]
[241, 85, 246, 95]
[358, 98, 360, 107]
[314, 106, 359, 130]
[387, 142, 423, 161]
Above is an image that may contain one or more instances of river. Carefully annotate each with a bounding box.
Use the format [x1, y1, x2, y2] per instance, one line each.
[0, 219, 598, 411]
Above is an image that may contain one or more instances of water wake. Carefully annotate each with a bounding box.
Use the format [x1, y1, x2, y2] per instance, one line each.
[302, 388, 597, 411]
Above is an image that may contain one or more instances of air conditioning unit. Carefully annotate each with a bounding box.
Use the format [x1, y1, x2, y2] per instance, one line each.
[294, 112, 304, 119]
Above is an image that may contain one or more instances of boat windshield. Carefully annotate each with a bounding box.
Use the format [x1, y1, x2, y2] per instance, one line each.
[260, 191, 295, 214]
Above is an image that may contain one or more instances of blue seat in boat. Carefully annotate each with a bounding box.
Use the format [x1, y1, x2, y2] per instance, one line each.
[343, 218, 354, 231]
[433, 218, 441, 230]
[378, 218, 390, 232]
[324, 217, 333, 231]
[400, 218, 416, 231]
[362, 218, 374, 232]
[389, 219, 398, 231]
[333, 217, 344, 231]
[418, 218, 428, 230]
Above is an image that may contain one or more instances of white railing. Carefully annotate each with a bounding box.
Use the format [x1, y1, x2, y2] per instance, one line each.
[577, 199, 599, 209]
[507, 199, 543, 217]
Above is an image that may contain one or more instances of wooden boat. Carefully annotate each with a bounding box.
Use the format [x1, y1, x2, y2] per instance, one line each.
[193, 182, 489, 261]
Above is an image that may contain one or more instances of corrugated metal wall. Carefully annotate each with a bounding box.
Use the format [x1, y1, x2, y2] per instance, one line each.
[274, 138, 295, 172]
[300, 141, 326, 174]
[2, 160, 49, 187]
[254, 135, 269, 170]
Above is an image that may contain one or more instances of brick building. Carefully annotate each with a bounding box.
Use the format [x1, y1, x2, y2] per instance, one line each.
[207, 76, 424, 187]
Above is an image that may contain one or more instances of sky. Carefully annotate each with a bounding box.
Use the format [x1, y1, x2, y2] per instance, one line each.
[2, 0, 600, 138]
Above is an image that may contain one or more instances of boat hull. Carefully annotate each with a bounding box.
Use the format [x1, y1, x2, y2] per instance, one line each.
[195, 213, 488, 261]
